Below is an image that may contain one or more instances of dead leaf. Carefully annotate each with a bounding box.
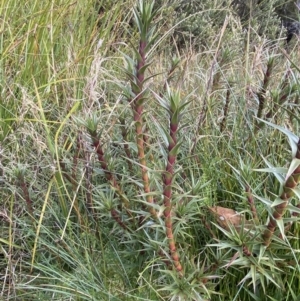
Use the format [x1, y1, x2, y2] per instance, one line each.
[208, 206, 254, 232]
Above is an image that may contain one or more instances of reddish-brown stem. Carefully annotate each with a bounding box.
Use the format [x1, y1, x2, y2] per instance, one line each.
[93, 139, 116, 185]
[84, 156, 95, 216]
[111, 208, 128, 230]
[90, 131, 129, 208]
[163, 116, 183, 275]
[133, 105, 156, 217]
[128, 37, 156, 218]
[20, 181, 33, 216]
[16, 174, 34, 220]
[257, 59, 273, 120]
[242, 245, 252, 256]
[59, 160, 77, 187]
[136, 40, 146, 86]
[262, 138, 300, 246]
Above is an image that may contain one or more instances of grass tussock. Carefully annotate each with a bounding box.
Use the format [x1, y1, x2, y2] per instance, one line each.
[1, 0, 300, 300]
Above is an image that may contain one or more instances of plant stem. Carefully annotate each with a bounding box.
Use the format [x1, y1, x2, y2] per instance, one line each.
[130, 19, 156, 218]
[89, 130, 129, 208]
[262, 137, 300, 246]
[163, 98, 183, 275]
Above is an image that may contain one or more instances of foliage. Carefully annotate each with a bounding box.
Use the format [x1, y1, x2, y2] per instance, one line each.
[153, 0, 300, 49]
[153, 0, 234, 50]
[233, 0, 282, 37]
[1, 0, 300, 301]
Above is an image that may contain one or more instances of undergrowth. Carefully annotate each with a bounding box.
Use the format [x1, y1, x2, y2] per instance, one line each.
[1, 0, 300, 300]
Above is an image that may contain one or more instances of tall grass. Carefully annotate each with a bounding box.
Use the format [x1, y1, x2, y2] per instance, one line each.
[1, 0, 300, 300]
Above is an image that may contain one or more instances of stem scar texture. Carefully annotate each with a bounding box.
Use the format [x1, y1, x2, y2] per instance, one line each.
[163, 103, 183, 275]
[262, 137, 300, 246]
[129, 28, 156, 218]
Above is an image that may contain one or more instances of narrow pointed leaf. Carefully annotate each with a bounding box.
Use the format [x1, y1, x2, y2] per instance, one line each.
[276, 218, 286, 240]
[285, 158, 300, 181]
[290, 187, 300, 198]
[127, 40, 142, 62]
[169, 141, 183, 157]
[256, 118, 299, 155]
[255, 118, 298, 143]
[287, 203, 300, 214]
[271, 197, 287, 208]
[253, 194, 272, 206]
[151, 90, 171, 111]
[138, 62, 153, 75]
[255, 156, 286, 185]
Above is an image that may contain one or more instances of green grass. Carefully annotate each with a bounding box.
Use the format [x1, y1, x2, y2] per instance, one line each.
[1, 0, 300, 300]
